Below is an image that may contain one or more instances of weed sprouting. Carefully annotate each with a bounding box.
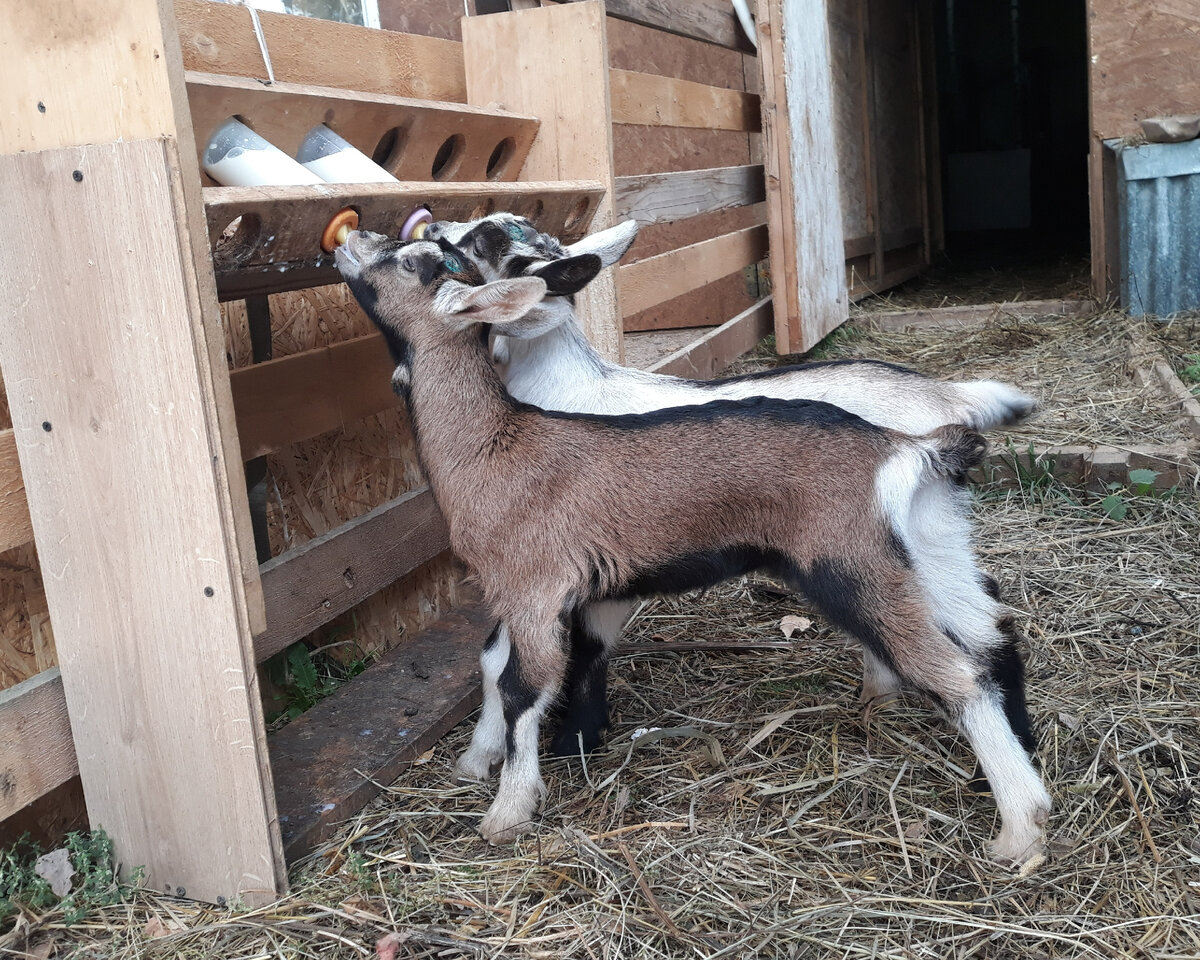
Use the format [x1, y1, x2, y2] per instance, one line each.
[1, 829, 135, 926]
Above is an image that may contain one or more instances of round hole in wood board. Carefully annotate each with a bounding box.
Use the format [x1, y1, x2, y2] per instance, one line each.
[430, 134, 465, 181]
[215, 213, 263, 267]
[485, 138, 516, 180]
[372, 126, 408, 172]
[563, 197, 590, 233]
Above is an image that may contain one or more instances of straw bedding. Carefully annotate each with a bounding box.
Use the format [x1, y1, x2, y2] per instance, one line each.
[4, 313, 1199, 959]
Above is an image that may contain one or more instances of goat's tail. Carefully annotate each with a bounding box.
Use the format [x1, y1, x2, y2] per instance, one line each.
[954, 380, 1037, 430]
[927, 424, 988, 483]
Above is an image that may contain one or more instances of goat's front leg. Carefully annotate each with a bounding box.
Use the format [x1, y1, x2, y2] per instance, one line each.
[550, 599, 632, 756]
[454, 622, 509, 782]
[478, 615, 566, 844]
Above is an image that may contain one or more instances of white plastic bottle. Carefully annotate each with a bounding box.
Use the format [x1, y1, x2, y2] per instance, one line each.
[296, 125, 398, 183]
[203, 117, 323, 186]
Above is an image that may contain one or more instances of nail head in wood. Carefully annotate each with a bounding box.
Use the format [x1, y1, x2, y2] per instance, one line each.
[203, 586, 214, 597]
[41, 421, 52, 432]
[37, 101, 46, 113]
[72, 170, 83, 182]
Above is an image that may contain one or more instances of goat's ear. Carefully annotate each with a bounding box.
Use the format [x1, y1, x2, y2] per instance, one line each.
[564, 219, 639, 267]
[526, 254, 602, 296]
[435, 277, 548, 329]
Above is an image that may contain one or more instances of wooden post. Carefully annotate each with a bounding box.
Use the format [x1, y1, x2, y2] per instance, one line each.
[0, 0, 284, 903]
[756, 0, 847, 353]
[461, 1, 624, 362]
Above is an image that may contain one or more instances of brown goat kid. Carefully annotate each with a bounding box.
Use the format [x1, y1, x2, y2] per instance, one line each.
[335, 231, 1052, 864]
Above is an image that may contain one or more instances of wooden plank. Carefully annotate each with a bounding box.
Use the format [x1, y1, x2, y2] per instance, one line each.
[610, 69, 760, 131]
[566, 0, 755, 51]
[859, 299, 1096, 332]
[981, 442, 1198, 494]
[175, 0, 467, 102]
[205, 180, 604, 300]
[648, 297, 774, 378]
[0, 430, 32, 554]
[231, 334, 396, 460]
[615, 164, 765, 225]
[0, 139, 283, 904]
[0, 670, 77, 821]
[270, 595, 492, 858]
[619, 225, 769, 317]
[255, 487, 450, 663]
[1127, 327, 1200, 441]
[463, 2, 624, 362]
[756, 0, 848, 354]
[187, 72, 538, 185]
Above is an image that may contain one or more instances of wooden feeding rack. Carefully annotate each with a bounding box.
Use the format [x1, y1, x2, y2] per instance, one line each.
[0, 0, 609, 905]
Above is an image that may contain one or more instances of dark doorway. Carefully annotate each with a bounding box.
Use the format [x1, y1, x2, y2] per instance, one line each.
[931, 0, 1090, 296]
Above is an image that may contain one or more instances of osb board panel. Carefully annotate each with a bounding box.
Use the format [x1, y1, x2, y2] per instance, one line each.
[870, 0, 923, 238]
[222, 286, 463, 664]
[828, 3, 872, 239]
[0, 545, 55, 691]
[1088, 0, 1200, 140]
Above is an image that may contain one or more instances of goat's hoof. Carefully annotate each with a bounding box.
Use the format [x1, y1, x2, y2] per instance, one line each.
[987, 829, 1045, 867]
[453, 751, 501, 783]
[478, 810, 534, 845]
[548, 725, 605, 758]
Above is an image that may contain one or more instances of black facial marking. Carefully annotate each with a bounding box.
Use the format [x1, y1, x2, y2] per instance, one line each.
[462, 221, 513, 267]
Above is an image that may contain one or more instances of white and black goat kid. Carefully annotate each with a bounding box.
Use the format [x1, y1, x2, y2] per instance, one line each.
[427, 212, 1040, 767]
[335, 230, 1052, 863]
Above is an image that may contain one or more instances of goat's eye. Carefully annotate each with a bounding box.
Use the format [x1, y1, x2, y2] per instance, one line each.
[506, 222, 526, 241]
[443, 254, 464, 274]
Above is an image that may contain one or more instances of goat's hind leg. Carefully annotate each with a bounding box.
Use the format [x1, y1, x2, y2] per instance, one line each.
[800, 559, 1050, 864]
[478, 614, 566, 844]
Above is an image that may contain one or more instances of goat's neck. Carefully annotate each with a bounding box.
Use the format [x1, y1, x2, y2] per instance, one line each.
[406, 329, 517, 516]
[502, 308, 616, 404]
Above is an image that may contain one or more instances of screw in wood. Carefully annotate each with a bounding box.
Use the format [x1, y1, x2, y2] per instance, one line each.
[72, 170, 83, 182]
[41, 421, 51, 432]
[203, 586, 215, 597]
[37, 101, 46, 113]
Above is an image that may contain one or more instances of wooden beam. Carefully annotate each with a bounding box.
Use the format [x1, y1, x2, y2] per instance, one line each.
[0, 138, 283, 903]
[186, 72, 539, 185]
[756, 0, 848, 353]
[205, 180, 604, 300]
[648, 297, 774, 378]
[615, 164, 765, 225]
[0, 670, 77, 821]
[0, 429, 32, 554]
[270, 595, 492, 858]
[463, 2, 624, 362]
[175, 0, 467, 102]
[610, 69, 760, 131]
[255, 487, 449, 663]
[564, 0, 755, 51]
[619, 224, 769, 317]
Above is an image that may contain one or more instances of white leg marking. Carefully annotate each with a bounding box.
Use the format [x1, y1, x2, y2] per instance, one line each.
[454, 624, 510, 782]
[583, 598, 633, 651]
[479, 689, 555, 843]
[861, 649, 903, 706]
[958, 693, 1051, 864]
